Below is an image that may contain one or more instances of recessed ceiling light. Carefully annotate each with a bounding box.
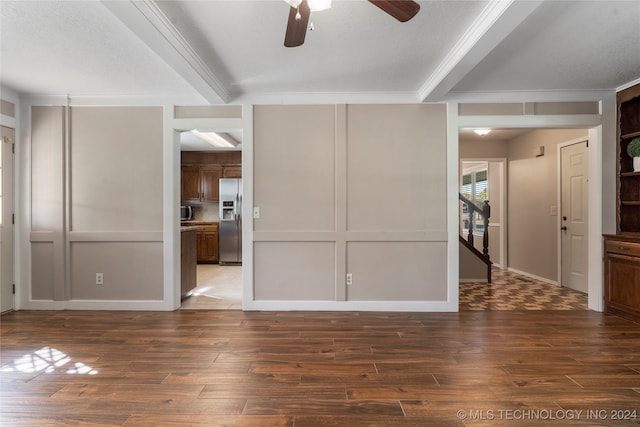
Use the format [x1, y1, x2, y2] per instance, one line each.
[473, 129, 491, 136]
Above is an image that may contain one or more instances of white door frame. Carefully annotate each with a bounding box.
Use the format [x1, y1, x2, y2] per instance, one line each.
[452, 107, 605, 312]
[1, 125, 15, 313]
[557, 137, 589, 291]
[163, 106, 252, 310]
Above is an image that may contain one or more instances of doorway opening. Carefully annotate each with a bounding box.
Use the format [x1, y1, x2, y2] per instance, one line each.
[178, 129, 243, 310]
[458, 128, 591, 310]
[459, 159, 506, 269]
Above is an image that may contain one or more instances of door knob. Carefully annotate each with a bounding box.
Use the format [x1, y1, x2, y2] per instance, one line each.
[562, 216, 567, 221]
[560, 226, 567, 231]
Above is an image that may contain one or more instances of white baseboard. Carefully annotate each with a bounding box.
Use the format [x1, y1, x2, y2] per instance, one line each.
[507, 267, 558, 286]
[21, 299, 459, 312]
[242, 300, 459, 312]
[21, 299, 175, 311]
[460, 279, 488, 283]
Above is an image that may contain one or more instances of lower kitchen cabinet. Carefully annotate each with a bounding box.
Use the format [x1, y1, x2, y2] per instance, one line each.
[197, 225, 219, 263]
[604, 234, 640, 322]
[180, 229, 197, 297]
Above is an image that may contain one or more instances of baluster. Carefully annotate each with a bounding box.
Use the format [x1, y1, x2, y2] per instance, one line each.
[467, 203, 474, 246]
[482, 200, 490, 259]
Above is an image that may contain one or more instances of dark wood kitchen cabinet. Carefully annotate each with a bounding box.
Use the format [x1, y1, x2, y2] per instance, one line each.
[196, 224, 219, 263]
[181, 151, 241, 204]
[181, 165, 222, 203]
[180, 229, 197, 297]
[604, 82, 640, 322]
[604, 235, 640, 322]
[223, 165, 242, 178]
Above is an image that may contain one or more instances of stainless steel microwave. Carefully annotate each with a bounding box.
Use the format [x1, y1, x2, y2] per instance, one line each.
[180, 206, 193, 221]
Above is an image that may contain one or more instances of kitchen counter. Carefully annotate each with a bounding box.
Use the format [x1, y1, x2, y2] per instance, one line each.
[181, 222, 220, 264]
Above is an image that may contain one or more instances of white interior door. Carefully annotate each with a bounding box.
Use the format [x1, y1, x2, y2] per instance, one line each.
[560, 141, 588, 293]
[1, 125, 14, 313]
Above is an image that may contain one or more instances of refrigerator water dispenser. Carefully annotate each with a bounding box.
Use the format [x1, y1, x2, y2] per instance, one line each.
[222, 201, 234, 220]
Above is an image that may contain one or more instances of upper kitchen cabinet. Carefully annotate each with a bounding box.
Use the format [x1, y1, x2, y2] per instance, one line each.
[181, 151, 241, 204]
[181, 164, 222, 203]
[222, 165, 242, 178]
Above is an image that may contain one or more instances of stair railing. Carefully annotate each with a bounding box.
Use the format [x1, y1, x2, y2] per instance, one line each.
[459, 193, 491, 261]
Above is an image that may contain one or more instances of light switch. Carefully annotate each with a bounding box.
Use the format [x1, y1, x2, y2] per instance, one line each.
[549, 205, 558, 216]
[253, 207, 260, 219]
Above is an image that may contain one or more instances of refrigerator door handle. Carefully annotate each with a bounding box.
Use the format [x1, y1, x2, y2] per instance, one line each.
[234, 193, 239, 225]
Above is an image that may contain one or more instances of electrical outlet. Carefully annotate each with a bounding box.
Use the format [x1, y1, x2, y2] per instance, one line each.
[253, 207, 260, 219]
[96, 273, 104, 285]
[346, 273, 353, 285]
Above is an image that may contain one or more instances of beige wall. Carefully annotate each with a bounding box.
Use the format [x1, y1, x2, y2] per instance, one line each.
[71, 107, 163, 232]
[459, 241, 488, 282]
[507, 129, 588, 281]
[459, 138, 507, 159]
[30, 106, 164, 302]
[31, 106, 65, 300]
[253, 104, 448, 303]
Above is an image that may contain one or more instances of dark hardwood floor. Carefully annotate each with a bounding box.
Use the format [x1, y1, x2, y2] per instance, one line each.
[1, 309, 639, 426]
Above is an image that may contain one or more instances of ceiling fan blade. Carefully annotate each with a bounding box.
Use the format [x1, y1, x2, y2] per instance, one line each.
[368, 0, 420, 22]
[284, 0, 311, 47]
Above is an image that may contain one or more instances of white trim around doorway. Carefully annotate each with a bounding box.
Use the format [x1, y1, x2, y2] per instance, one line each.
[451, 104, 607, 312]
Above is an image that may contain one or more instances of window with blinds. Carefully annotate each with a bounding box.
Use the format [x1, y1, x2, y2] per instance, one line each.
[461, 167, 488, 232]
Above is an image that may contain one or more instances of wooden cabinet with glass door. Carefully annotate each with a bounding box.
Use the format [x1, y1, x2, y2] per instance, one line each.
[604, 82, 640, 322]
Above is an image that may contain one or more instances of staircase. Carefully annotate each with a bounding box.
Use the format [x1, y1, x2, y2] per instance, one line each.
[459, 193, 492, 283]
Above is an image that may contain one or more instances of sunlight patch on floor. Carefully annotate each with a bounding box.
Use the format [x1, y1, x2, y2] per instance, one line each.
[1, 347, 98, 375]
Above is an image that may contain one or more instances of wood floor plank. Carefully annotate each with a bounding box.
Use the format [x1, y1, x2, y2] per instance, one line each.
[88, 397, 247, 416]
[2, 309, 639, 426]
[248, 361, 377, 376]
[198, 383, 346, 399]
[243, 398, 405, 416]
[0, 413, 129, 426]
[123, 414, 294, 426]
[566, 374, 640, 389]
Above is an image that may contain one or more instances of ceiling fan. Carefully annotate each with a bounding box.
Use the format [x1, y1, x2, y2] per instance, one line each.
[284, 0, 420, 47]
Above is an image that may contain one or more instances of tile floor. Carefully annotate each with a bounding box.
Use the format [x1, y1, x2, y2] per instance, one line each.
[180, 264, 242, 310]
[180, 265, 588, 311]
[459, 268, 588, 311]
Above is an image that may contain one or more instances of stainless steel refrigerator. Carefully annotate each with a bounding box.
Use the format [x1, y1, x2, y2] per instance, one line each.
[219, 178, 242, 264]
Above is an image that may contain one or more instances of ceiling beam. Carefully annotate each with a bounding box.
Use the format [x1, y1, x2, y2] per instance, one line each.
[101, 0, 230, 104]
[419, 0, 544, 102]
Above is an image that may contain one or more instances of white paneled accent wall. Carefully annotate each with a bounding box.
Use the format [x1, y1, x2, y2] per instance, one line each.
[71, 107, 163, 232]
[254, 241, 336, 300]
[252, 104, 449, 307]
[347, 105, 447, 232]
[29, 106, 164, 306]
[30, 106, 65, 300]
[254, 105, 336, 232]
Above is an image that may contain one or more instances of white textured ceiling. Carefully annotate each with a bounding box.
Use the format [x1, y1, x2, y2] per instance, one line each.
[1, 0, 638, 104]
